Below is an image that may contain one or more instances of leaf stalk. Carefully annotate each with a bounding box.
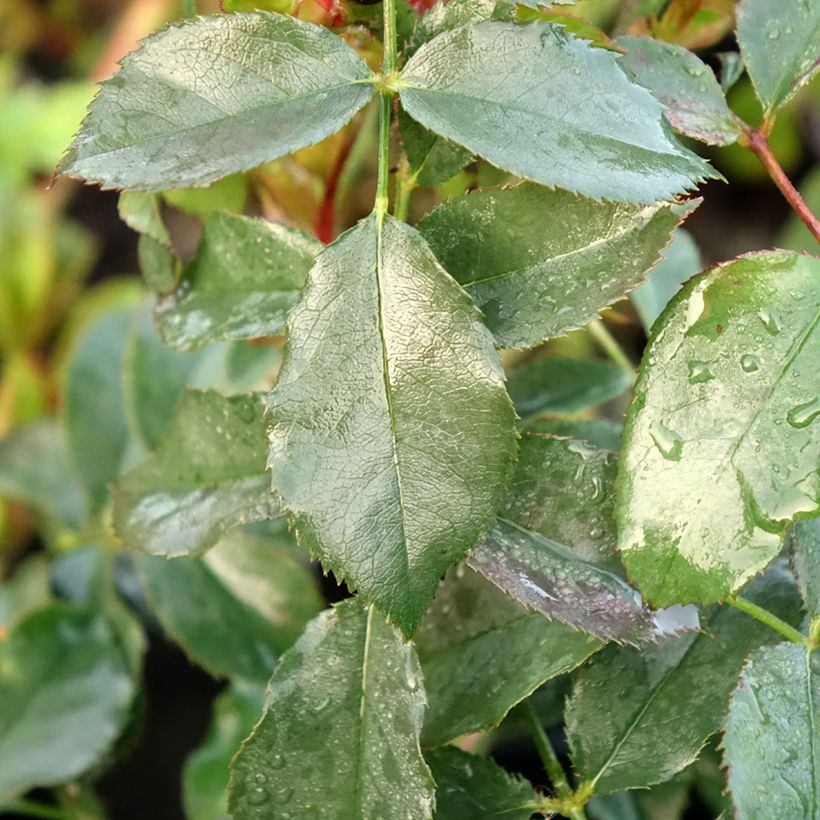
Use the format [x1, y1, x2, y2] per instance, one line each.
[727, 595, 813, 649]
[374, 0, 398, 222]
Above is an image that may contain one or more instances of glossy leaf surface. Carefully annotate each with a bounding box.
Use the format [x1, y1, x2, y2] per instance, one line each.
[419, 185, 694, 348]
[0, 606, 134, 801]
[60, 13, 375, 191]
[417, 566, 601, 747]
[156, 212, 320, 350]
[114, 390, 277, 557]
[618, 251, 820, 607]
[228, 600, 435, 819]
[400, 22, 714, 203]
[566, 565, 803, 794]
[267, 214, 515, 635]
[723, 642, 820, 820]
[791, 518, 820, 616]
[138, 531, 321, 682]
[507, 357, 631, 416]
[736, 0, 820, 114]
[617, 36, 741, 145]
[427, 747, 534, 820]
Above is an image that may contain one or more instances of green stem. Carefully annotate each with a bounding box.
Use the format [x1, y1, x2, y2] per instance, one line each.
[728, 596, 811, 648]
[374, 0, 398, 221]
[588, 319, 634, 379]
[393, 157, 416, 222]
[5, 798, 72, 820]
[181, 0, 198, 16]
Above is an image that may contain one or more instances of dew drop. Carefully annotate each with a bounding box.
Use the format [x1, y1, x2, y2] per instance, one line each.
[758, 309, 781, 335]
[786, 397, 820, 429]
[649, 420, 683, 461]
[687, 359, 714, 383]
[269, 754, 286, 770]
[740, 353, 760, 373]
[246, 786, 270, 806]
[273, 787, 294, 806]
[254, 772, 269, 784]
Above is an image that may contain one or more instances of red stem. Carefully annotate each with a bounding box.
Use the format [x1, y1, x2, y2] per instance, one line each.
[744, 128, 820, 245]
[315, 124, 360, 244]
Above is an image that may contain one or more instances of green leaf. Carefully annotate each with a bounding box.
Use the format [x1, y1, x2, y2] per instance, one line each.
[0, 605, 135, 801]
[0, 558, 52, 632]
[723, 642, 820, 820]
[469, 435, 696, 643]
[156, 212, 320, 351]
[565, 563, 804, 794]
[397, 109, 473, 187]
[60, 13, 375, 191]
[717, 52, 745, 94]
[64, 308, 134, 509]
[629, 228, 701, 333]
[184, 682, 266, 820]
[267, 214, 516, 635]
[507, 357, 631, 416]
[417, 566, 601, 747]
[113, 389, 277, 557]
[616, 36, 741, 145]
[118, 192, 170, 246]
[791, 518, 820, 616]
[427, 747, 535, 820]
[406, 0, 500, 57]
[137, 530, 322, 682]
[400, 22, 715, 204]
[523, 417, 623, 451]
[228, 600, 435, 819]
[138, 234, 178, 293]
[419, 184, 695, 348]
[736, 0, 820, 115]
[163, 174, 249, 216]
[617, 250, 820, 607]
[777, 165, 820, 254]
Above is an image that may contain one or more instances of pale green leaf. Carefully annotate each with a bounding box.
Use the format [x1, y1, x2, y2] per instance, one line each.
[791, 518, 820, 616]
[616, 36, 741, 145]
[138, 234, 178, 293]
[397, 109, 473, 187]
[400, 22, 715, 203]
[138, 531, 322, 682]
[113, 390, 277, 557]
[118, 192, 170, 246]
[156, 212, 320, 350]
[776, 165, 820, 254]
[60, 13, 375, 191]
[228, 600, 435, 820]
[618, 251, 820, 607]
[267, 214, 516, 635]
[723, 642, 820, 820]
[566, 564, 804, 794]
[406, 0, 500, 57]
[0, 558, 52, 631]
[736, 0, 820, 114]
[417, 566, 601, 747]
[419, 185, 696, 348]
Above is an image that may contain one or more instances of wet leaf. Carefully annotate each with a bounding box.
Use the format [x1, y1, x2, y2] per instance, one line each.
[736, 0, 820, 115]
[566, 564, 804, 794]
[417, 566, 601, 747]
[723, 642, 820, 820]
[60, 13, 375, 191]
[113, 390, 277, 557]
[228, 600, 435, 819]
[618, 251, 820, 607]
[156, 212, 320, 351]
[397, 109, 473, 187]
[419, 184, 695, 348]
[523, 417, 623, 451]
[267, 214, 516, 635]
[400, 22, 715, 203]
[616, 36, 741, 145]
[406, 0, 499, 57]
[791, 518, 820, 616]
[427, 746, 535, 820]
[0, 605, 135, 801]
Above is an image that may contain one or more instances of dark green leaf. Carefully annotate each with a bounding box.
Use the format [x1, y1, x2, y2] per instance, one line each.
[736, 0, 820, 114]
[400, 23, 715, 203]
[723, 642, 820, 820]
[717, 52, 745, 93]
[397, 109, 473, 187]
[60, 13, 375, 191]
[427, 747, 534, 820]
[616, 36, 741, 145]
[618, 250, 820, 607]
[113, 390, 277, 557]
[0, 605, 135, 801]
[565, 563, 804, 794]
[417, 566, 601, 747]
[156, 212, 320, 350]
[267, 214, 516, 635]
[629, 229, 701, 333]
[791, 518, 820, 616]
[138, 531, 322, 682]
[138, 234, 178, 293]
[419, 185, 695, 348]
[507, 357, 631, 416]
[228, 600, 435, 819]
[469, 435, 696, 643]
[184, 682, 266, 820]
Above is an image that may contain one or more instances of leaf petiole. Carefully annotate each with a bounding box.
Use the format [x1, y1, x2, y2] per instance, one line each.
[588, 320, 635, 381]
[727, 595, 812, 649]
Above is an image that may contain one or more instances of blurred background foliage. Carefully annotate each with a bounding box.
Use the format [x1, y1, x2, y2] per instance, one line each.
[0, 0, 817, 817]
